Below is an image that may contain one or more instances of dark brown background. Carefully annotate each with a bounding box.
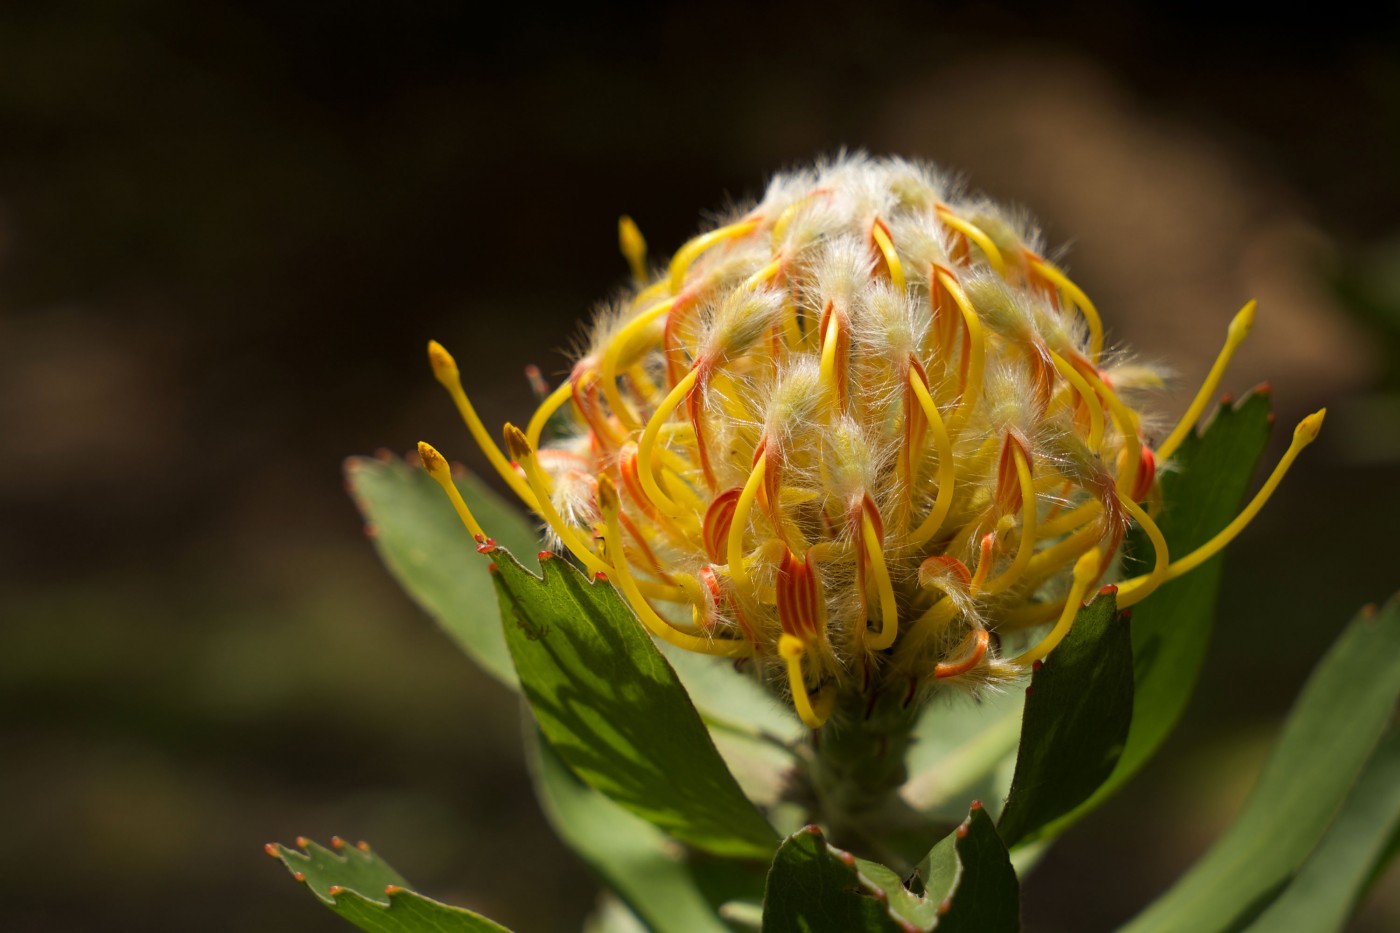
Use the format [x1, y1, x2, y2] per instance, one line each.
[3, 2, 1398, 930]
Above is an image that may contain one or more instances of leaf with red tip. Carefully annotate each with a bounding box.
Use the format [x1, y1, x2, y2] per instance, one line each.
[269, 837, 512, 932]
[997, 590, 1133, 849]
[911, 805, 1020, 932]
[761, 827, 907, 932]
[344, 453, 539, 687]
[762, 805, 1019, 933]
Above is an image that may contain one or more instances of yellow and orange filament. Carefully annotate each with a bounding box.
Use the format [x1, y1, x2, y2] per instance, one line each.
[416, 157, 1320, 729]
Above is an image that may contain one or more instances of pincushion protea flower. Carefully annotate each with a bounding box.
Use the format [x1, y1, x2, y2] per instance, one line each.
[417, 155, 1322, 732]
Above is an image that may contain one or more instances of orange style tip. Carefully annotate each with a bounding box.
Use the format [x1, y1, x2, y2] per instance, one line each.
[331, 836, 346, 849]
[384, 884, 403, 895]
[502, 423, 532, 461]
[1025, 685, 1035, 696]
[970, 799, 983, 811]
[1031, 659, 1044, 672]
[487, 562, 499, 573]
[293, 871, 307, 883]
[356, 841, 370, 852]
[1220, 392, 1235, 406]
[838, 850, 857, 867]
[1295, 408, 1326, 444]
[327, 885, 345, 897]
[802, 823, 824, 837]
[956, 823, 970, 840]
[596, 473, 621, 513]
[295, 836, 311, 848]
[417, 442, 448, 477]
[427, 340, 458, 380]
[374, 447, 393, 463]
[537, 550, 554, 561]
[1121, 608, 1134, 621]
[594, 571, 609, 582]
[1255, 381, 1273, 396]
[264, 843, 280, 857]
[938, 896, 954, 915]
[1267, 412, 1277, 426]
[475, 537, 497, 554]
[1099, 583, 1119, 596]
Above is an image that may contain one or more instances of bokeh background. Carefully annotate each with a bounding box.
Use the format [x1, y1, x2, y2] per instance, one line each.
[3, 3, 1398, 931]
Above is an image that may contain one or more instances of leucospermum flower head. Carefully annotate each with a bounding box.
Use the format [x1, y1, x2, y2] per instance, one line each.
[421, 156, 1323, 729]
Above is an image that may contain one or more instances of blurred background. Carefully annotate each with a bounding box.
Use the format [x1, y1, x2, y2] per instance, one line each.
[3, 2, 1398, 930]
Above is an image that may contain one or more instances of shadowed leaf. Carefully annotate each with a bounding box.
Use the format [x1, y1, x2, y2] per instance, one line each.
[997, 592, 1132, 849]
[761, 826, 907, 933]
[493, 549, 777, 859]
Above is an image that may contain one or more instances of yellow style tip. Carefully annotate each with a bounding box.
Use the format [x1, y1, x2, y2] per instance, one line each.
[597, 472, 621, 515]
[427, 340, 459, 383]
[1295, 408, 1326, 446]
[778, 633, 805, 661]
[502, 423, 533, 462]
[417, 441, 450, 479]
[619, 215, 647, 277]
[1228, 299, 1257, 341]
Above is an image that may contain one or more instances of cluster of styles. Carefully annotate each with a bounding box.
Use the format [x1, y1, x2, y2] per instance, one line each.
[418, 156, 1321, 730]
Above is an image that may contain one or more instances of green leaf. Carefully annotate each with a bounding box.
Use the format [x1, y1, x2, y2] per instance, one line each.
[1108, 393, 1272, 794]
[493, 549, 778, 859]
[269, 837, 510, 933]
[527, 725, 759, 933]
[996, 591, 1132, 850]
[915, 805, 1021, 932]
[761, 806, 1019, 933]
[761, 826, 906, 933]
[345, 454, 540, 687]
[1247, 727, 1400, 933]
[1123, 596, 1400, 933]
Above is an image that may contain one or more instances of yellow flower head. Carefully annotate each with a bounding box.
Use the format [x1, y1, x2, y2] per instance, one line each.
[421, 156, 1323, 729]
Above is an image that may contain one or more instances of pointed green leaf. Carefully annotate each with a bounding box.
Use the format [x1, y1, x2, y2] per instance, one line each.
[761, 826, 907, 933]
[761, 806, 1019, 933]
[915, 805, 1021, 932]
[1108, 394, 1272, 794]
[492, 549, 777, 859]
[527, 725, 759, 933]
[269, 837, 511, 933]
[1124, 595, 1400, 933]
[345, 454, 539, 686]
[996, 592, 1132, 849]
[1248, 727, 1400, 933]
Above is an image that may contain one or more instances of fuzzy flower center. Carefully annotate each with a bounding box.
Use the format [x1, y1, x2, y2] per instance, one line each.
[419, 156, 1324, 729]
